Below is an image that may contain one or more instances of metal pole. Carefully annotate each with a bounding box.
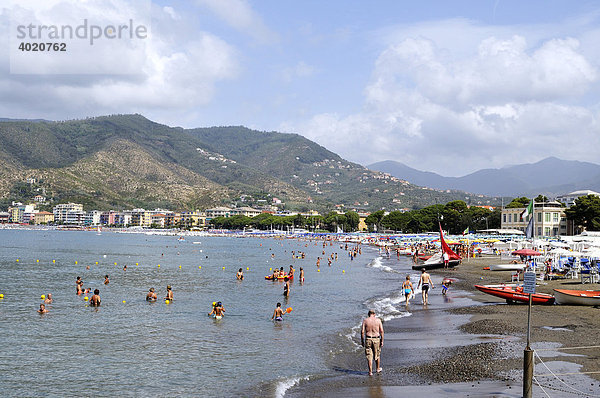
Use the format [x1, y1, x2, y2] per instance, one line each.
[523, 293, 533, 398]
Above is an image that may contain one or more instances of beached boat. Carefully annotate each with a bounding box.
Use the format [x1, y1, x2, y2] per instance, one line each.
[488, 263, 526, 272]
[412, 222, 461, 270]
[553, 289, 600, 306]
[475, 284, 555, 305]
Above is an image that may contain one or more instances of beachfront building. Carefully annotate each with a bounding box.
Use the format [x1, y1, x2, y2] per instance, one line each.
[0, 211, 9, 223]
[556, 190, 600, 208]
[501, 201, 567, 237]
[180, 211, 207, 228]
[8, 203, 36, 223]
[85, 210, 103, 226]
[205, 207, 232, 219]
[230, 207, 261, 217]
[53, 203, 84, 224]
[33, 211, 54, 224]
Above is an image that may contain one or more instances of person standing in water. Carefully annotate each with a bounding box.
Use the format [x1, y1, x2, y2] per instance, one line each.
[418, 268, 434, 305]
[361, 310, 384, 376]
[236, 268, 244, 280]
[104, 275, 110, 285]
[38, 303, 48, 313]
[44, 293, 53, 304]
[402, 275, 414, 307]
[271, 302, 284, 321]
[146, 288, 157, 301]
[90, 289, 101, 307]
[165, 285, 173, 301]
[283, 277, 290, 297]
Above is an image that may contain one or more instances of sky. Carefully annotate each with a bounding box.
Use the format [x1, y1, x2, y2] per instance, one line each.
[2, 0, 600, 176]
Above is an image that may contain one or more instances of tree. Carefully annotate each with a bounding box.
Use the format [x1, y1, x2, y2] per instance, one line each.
[534, 195, 549, 203]
[565, 195, 600, 232]
[344, 211, 359, 232]
[364, 210, 385, 232]
[506, 197, 531, 208]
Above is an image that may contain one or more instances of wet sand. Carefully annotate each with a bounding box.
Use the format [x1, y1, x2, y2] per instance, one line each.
[285, 256, 600, 397]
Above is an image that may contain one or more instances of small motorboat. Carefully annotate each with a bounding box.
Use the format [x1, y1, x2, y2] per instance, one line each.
[474, 284, 555, 305]
[553, 289, 600, 306]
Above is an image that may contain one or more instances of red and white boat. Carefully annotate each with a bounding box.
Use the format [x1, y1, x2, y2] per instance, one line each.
[474, 284, 555, 305]
[553, 289, 600, 306]
[412, 223, 461, 270]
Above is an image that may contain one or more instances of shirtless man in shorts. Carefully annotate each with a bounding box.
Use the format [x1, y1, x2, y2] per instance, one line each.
[361, 310, 384, 376]
[271, 302, 284, 321]
[418, 268, 434, 305]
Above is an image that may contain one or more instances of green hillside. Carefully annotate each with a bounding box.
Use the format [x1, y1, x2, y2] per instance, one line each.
[0, 114, 499, 212]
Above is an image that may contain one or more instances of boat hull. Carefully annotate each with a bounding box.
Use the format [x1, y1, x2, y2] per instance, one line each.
[554, 289, 600, 306]
[412, 260, 459, 271]
[475, 284, 555, 305]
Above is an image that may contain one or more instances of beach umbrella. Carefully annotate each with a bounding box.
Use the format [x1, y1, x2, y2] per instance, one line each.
[512, 249, 541, 256]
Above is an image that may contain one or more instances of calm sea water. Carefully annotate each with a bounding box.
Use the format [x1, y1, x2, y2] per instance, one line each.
[0, 230, 416, 397]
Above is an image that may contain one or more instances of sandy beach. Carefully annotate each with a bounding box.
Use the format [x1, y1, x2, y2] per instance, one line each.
[286, 256, 600, 397]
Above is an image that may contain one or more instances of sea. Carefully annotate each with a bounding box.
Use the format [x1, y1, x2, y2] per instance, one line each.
[0, 229, 418, 397]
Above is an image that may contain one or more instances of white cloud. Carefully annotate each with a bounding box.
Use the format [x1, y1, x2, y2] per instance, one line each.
[281, 61, 316, 83]
[0, 1, 239, 124]
[283, 20, 600, 176]
[195, 0, 277, 44]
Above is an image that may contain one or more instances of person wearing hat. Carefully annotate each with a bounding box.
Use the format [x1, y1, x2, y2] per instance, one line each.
[164, 285, 173, 301]
[146, 288, 157, 301]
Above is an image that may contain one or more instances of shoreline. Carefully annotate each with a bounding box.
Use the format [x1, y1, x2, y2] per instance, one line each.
[284, 256, 600, 397]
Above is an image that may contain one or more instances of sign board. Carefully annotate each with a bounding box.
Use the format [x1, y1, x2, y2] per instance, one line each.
[523, 272, 536, 294]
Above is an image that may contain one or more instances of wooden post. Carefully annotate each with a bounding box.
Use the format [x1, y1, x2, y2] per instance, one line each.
[523, 293, 533, 398]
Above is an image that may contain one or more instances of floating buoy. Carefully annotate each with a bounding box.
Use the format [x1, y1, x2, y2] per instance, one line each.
[36, 259, 39, 263]
[269, 268, 272, 271]
[41, 295, 45, 300]
[246, 267, 249, 270]
[342, 270, 345, 273]
[95, 261, 98, 264]
[122, 300, 126, 304]
[53, 260, 55, 263]
[136, 263, 138, 266]
[179, 265, 182, 269]
[16, 259, 19, 262]
[75, 261, 78, 265]
[222, 267, 225, 270]
[0, 293, 4, 299]
[114, 262, 117, 265]
[84, 296, 89, 301]
[157, 264, 161, 268]
[212, 302, 216, 306]
[199, 266, 201, 269]
[317, 269, 320, 272]
[165, 300, 170, 304]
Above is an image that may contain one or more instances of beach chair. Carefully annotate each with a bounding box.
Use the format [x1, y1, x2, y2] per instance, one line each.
[580, 258, 595, 284]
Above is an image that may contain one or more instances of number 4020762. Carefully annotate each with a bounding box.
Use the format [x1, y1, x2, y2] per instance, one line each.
[18, 42, 66, 51]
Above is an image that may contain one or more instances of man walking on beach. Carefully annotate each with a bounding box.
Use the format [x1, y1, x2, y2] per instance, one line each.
[418, 268, 434, 305]
[361, 310, 384, 376]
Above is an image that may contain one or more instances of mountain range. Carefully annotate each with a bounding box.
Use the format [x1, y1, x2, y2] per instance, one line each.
[0, 114, 496, 212]
[369, 158, 600, 197]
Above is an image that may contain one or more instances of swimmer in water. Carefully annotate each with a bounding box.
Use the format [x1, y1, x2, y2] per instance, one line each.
[76, 276, 84, 294]
[283, 277, 290, 297]
[271, 302, 284, 321]
[104, 275, 109, 285]
[299, 267, 304, 282]
[38, 303, 48, 314]
[165, 285, 173, 301]
[208, 302, 225, 319]
[236, 268, 244, 280]
[288, 265, 294, 278]
[44, 293, 53, 304]
[90, 289, 101, 307]
[146, 287, 157, 301]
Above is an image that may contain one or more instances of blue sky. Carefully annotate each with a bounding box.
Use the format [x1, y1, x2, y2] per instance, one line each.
[2, 0, 600, 176]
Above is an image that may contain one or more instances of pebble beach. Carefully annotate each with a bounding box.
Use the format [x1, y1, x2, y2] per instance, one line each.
[285, 256, 600, 397]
